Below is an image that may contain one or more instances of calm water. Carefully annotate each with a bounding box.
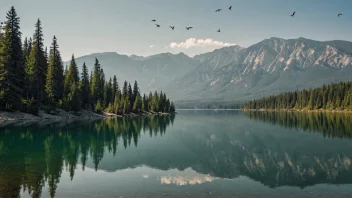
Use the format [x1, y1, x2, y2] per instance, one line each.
[1, 111, 352, 198]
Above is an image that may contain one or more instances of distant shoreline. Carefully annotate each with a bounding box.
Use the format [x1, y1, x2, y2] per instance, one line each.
[177, 109, 242, 111]
[242, 109, 352, 113]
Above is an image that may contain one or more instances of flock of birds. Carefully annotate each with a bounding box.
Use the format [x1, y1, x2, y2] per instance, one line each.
[151, 6, 234, 33]
[151, 7, 343, 33]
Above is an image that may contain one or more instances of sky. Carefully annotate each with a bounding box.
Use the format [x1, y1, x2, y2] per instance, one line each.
[1, 0, 352, 61]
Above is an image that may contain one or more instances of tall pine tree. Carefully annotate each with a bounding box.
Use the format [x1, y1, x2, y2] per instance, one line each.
[91, 58, 101, 106]
[64, 55, 80, 110]
[25, 19, 46, 103]
[45, 36, 64, 106]
[80, 62, 90, 109]
[0, 6, 25, 111]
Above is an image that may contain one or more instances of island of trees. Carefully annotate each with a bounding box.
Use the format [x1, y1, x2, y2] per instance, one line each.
[0, 6, 175, 116]
[244, 81, 352, 111]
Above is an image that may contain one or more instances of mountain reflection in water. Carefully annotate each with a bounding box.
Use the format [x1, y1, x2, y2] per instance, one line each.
[1, 111, 352, 197]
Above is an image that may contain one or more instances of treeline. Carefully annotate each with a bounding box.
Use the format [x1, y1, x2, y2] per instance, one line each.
[0, 7, 175, 115]
[244, 82, 352, 111]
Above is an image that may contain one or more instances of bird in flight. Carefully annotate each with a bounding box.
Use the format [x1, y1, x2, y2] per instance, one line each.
[186, 27, 193, 30]
[229, 6, 232, 10]
[215, 9, 222, 12]
[291, 11, 296, 17]
[155, 24, 160, 27]
[151, 19, 156, 22]
[338, 13, 342, 17]
[217, 29, 221, 33]
[169, 26, 175, 30]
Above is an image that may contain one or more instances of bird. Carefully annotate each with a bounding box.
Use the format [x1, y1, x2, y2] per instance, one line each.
[229, 6, 232, 10]
[217, 29, 221, 33]
[186, 27, 193, 30]
[215, 9, 222, 12]
[151, 19, 156, 22]
[291, 11, 295, 17]
[338, 13, 342, 17]
[155, 24, 160, 27]
[169, 26, 175, 30]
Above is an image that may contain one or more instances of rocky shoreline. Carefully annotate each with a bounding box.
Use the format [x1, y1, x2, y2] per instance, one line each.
[0, 109, 175, 122]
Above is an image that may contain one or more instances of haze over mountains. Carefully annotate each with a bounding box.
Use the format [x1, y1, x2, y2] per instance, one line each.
[68, 37, 352, 105]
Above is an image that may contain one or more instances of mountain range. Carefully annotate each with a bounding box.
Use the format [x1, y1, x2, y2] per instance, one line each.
[67, 37, 352, 106]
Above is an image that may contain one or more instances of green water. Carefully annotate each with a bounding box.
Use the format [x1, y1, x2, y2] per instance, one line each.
[1, 111, 352, 198]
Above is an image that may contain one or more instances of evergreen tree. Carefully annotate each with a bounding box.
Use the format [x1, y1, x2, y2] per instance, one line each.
[0, 6, 25, 111]
[113, 91, 120, 114]
[122, 81, 128, 97]
[132, 80, 139, 103]
[27, 37, 32, 54]
[91, 58, 104, 110]
[25, 18, 46, 103]
[80, 62, 90, 109]
[128, 83, 133, 106]
[45, 36, 64, 105]
[23, 37, 28, 58]
[112, 75, 118, 102]
[64, 55, 80, 110]
[44, 46, 48, 64]
[133, 95, 141, 113]
[169, 102, 176, 113]
[103, 78, 113, 108]
[64, 65, 68, 77]
[142, 94, 148, 111]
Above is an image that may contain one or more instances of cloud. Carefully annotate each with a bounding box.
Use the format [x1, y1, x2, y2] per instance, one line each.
[160, 175, 214, 186]
[168, 38, 236, 49]
[149, 45, 154, 48]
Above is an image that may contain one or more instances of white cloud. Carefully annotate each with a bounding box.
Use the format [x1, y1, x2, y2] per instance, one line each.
[149, 45, 154, 48]
[168, 38, 236, 49]
[160, 175, 214, 186]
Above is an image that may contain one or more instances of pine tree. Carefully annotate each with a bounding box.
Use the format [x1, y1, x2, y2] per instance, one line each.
[128, 83, 133, 106]
[45, 36, 64, 105]
[0, 6, 25, 111]
[142, 94, 147, 111]
[103, 79, 113, 108]
[169, 102, 175, 113]
[112, 75, 118, 102]
[23, 37, 28, 58]
[113, 91, 120, 114]
[91, 58, 104, 110]
[80, 62, 90, 109]
[132, 80, 139, 104]
[122, 81, 128, 97]
[25, 19, 46, 103]
[133, 95, 141, 113]
[64, 65, 68, 77]
[64, 55, 80, 110]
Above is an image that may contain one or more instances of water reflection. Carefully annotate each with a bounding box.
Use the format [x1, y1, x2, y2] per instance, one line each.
[245, 111, 352, 139]
[0, 115, 175, 198]
[1, 111, 352, 197]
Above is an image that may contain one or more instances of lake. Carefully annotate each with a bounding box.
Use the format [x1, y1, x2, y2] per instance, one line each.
[1, 110, 352, 198]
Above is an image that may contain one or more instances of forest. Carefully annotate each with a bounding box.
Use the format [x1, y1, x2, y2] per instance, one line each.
[244, 81, 352, 111]
[0, 6, 175, 115]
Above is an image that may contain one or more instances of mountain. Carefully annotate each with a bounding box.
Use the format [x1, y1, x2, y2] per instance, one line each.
[164, 37, 352, 104]
[68, 37, 352, 105]
[66, 52, 200, 93]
